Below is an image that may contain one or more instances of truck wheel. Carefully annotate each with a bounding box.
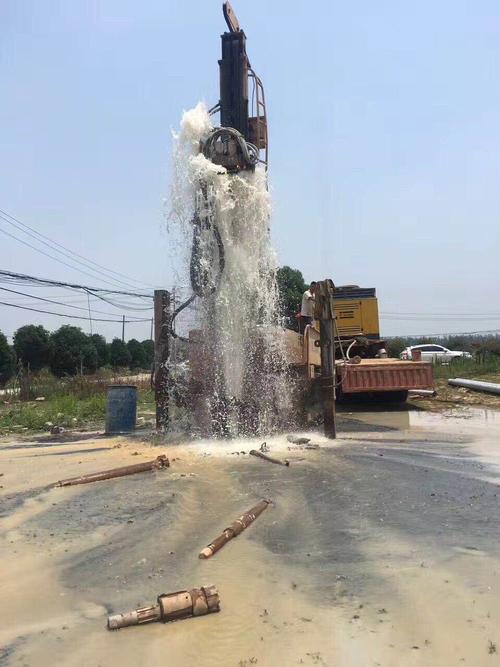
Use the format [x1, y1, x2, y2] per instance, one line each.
[380, 390, 408, 403]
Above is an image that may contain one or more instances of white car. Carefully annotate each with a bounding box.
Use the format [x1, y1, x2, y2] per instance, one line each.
[400, 344, 473, 364]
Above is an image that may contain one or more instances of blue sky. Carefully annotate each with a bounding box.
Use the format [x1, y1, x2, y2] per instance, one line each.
[1, 0, 499, 341]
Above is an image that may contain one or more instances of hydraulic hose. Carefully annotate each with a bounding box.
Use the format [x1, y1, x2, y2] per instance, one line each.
[201, 127, 259, 170]
[169, 293, 197, 342]
[170, 127, 258, 343]
[170, 213, 225, 342]
[189, 215, 225, 298]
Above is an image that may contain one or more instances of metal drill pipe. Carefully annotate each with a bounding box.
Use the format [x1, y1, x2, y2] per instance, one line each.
[56, 455, 169, 487]
[107, 585, 220, 630]
[199, 499, 271, 559]
[249, 449, 290, 466]
[448, 378, 500, 395]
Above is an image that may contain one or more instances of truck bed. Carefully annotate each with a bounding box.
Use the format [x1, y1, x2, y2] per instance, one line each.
[338, 358, 434, 393]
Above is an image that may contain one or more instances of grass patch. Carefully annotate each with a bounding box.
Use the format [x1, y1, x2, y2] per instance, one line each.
[0, 394, 106, 432]
[0, 388, 155, 434]
[433, 355, 500, 380]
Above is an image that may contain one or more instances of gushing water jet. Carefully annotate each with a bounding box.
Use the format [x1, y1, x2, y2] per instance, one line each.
[169, 2, 292, 437]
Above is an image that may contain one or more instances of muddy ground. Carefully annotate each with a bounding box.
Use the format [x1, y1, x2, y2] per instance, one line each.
[411, 376, 500, 412]
[1, 406, 500, 666]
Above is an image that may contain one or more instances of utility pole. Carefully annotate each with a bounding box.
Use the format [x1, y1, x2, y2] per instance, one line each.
[122, 315, 125, 342]
[154, 289, 170, 431]
[314, 279, 337, 438]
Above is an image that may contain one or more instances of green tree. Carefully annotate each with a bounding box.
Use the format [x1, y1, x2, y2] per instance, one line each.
[141, 339, 154, 368]
[90, 334, 108, 367]
[276, 265, 307, 331]
[127, 338, 147, 369]
[0, 332, 15, 385]
[108, 338, 131, 369]
[50, 326, 98, 376]
[386, 337, 407, 359]
[13, 324, 52, 371]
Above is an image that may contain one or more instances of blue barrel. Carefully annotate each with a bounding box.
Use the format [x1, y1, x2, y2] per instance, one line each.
[105, 385, 137, 434]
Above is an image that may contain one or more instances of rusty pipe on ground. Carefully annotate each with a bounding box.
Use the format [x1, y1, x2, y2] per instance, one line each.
[56, 455, 169, 487]
[107, 585, 220, 630]
[199, 499, 271, 559]
[249, 449, 289, 466]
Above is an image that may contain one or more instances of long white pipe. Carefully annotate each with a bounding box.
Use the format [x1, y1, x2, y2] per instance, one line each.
[448, 378, 500, 395]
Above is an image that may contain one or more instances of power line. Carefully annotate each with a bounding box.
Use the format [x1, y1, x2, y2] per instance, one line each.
[0, 268, 154, 313]
[0, 300, 150, 323]
[0, 286, 147, 320]
[0, 269, 152, 299]
[0, 225, 140, 291]
[0, 208, 155, 290]
[381, 314, 500, 322]
[382, 311, 500, 317]
[84, 290, 153, 312]
[0, 292, 153, 314]
[0, 292, 94, 303]
[385, 328, 500, 338]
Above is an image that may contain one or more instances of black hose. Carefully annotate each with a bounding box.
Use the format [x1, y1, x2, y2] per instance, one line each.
[189, 216, 225, 298]
[201, 127, 259, 170]
[170, 216, 225, 342]
[169, 293, 196, 342]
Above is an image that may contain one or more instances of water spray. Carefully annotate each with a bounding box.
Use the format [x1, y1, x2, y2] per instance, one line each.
[171, 0, 268, 336]
[170, 3, 290, 437]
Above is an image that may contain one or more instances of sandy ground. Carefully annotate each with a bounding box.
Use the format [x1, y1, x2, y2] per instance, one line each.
[1, 407, 500, 666]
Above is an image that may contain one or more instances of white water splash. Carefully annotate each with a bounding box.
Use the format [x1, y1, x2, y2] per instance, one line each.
[170, 103, 292, 436]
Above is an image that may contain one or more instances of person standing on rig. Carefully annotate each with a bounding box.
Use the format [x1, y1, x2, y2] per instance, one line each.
[299, 281, 317, 334]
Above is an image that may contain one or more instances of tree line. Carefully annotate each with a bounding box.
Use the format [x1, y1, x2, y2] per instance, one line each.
[6, 266, 497, 386]
[385, 334, 500, 360]
[0, 324, 154, 385]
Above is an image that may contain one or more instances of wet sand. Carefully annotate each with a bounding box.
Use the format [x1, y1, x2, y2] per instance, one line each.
[1, 408, 500, 666]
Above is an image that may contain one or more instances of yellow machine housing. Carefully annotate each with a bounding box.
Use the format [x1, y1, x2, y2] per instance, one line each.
[334, 296, 379, 339]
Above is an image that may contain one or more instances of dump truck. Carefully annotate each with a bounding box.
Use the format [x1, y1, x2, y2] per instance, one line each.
[283, 284, 434, 403]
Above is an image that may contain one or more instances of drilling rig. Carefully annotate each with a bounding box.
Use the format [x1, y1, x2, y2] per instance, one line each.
[172, 2, 274, 437]
[168, 2, 433, 437]
[187, 1, 268, 305]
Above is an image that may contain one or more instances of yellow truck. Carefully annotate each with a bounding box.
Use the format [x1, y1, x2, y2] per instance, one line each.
[186, 285, 434, 435]
[285, 285, 434, 403]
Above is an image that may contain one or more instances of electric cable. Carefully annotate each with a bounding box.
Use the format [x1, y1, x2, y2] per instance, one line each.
[85, 290, 153, 312]
[385, 328, 500, 338]
[0, 225, 143, 291]
[0, 208, 155, 289]
[0, 269, 152, 299]
[0, 300, 150, 323]
[382, 314, 500, 321]
[0, 286, 147, 320]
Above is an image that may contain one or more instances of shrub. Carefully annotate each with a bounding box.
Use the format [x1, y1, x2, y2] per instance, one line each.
[108, 338, 131, 369]
[13, 324, 52, 371]
[127, 338, 147, 369]
[49, 325, 98, 376]
[0, 332, 15, 385]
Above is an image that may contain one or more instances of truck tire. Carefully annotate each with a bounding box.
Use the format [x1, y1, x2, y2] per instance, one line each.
[379, 390, 408, 403]
[337, 389, 408, 404]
